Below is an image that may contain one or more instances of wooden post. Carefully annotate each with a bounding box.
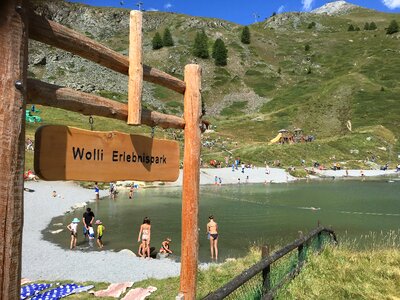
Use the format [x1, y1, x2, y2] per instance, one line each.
[261, 245, 271, 293]
[180, 64, 202, 299]
[0, 0, 28, 298]
[127, 10, 142, 125]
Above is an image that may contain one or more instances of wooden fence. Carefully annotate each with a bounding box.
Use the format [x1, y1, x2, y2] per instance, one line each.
[0, 1, 203, 299]
[203, 226, 337, 300]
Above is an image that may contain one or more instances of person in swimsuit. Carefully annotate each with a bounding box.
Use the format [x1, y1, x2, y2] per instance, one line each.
[96, 220, 105, 249]
[137, 217, 151, 258]
[207, 215, 219, 260]
[159, 238, 173, 255]
[66, 218, 80, 250]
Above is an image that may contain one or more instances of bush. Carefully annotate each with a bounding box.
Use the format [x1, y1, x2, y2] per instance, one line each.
[386, 20, 399, 35]
[348, 24, 355, 31]
[364, 22, 370, 30]
[163, 28, 174, 47]
[241, 26, 251, 44]
[152, 32, 163, 50]
[308, 21, 316, 29]
[305, 44, 310, 51]
[369, 22, 377, 30]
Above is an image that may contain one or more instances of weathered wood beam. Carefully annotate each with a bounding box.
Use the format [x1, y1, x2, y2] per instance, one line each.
[28, 11, 186, 94]
[27, 79, 185, 130]
[128, 10, 143, 125]
[0, 0, 27, 298]
[180, 64, 202, 299]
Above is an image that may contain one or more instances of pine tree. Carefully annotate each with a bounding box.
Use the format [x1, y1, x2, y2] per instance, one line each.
[305, 44, 310, 51]
[386, 20, 399, 35]
[355, 26, 361, 31]
[308, 21, 316, 29]
[364, 22, 370, 30]
[369, 22, 377, 30]
[193, 30, 209, 59]
[212, 38, 228, 66]
[163, 28, 174, 47]
[241, 26, 251, 44]
[348, 24, 355, 31]
[152, 32, 163, 50]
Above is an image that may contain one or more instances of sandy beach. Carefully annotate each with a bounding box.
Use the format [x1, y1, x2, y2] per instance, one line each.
[22, 167, 399, 283]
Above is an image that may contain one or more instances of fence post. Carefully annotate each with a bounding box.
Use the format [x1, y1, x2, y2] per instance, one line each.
[298, 231, 305, 267]
[0, 0, 28, 298]
[261, 245, 271, 293]
[179, 64, 202, 300]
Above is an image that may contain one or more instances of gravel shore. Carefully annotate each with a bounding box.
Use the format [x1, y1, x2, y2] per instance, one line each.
[22, 167, 398, 282]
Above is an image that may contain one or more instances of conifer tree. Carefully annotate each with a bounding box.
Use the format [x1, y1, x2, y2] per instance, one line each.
[212, 38, 228, 66]
[348, 24, 355, 31]
[241, 26, 251, 44]
[386, 20, 399, 35]
[163, 28, 174, 47]
[193, 30, 209, 58]
[305, 44, 310, 51]
[152, 32, 163, 50]
[364, 22, 370, 30]
[369, 22, 377, 30]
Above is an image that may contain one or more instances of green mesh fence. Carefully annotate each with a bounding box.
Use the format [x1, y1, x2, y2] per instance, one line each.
[220, 231, 335, 300]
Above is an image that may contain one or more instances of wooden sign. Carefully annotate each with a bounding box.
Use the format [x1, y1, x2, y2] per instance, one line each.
[34, 125, 180, 182]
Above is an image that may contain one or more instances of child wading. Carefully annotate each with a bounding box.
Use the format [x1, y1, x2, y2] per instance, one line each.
[67, 218, 80, 250]
[96, 220, 105, 249]
[137, 217, 151, 258]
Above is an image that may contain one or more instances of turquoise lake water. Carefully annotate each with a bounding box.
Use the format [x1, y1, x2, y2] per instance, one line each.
[44, 178, 400, 262]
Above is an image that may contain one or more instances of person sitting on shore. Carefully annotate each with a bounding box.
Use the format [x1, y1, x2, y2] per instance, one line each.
[159, 238, 173, 257]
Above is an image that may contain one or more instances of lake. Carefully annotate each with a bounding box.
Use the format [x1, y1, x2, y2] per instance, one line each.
[44, 178, 400, 262]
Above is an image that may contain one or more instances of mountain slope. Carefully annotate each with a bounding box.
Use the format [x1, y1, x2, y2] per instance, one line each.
[27, 0, 400, 168]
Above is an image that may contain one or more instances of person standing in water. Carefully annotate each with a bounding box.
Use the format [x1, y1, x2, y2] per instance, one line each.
[138, 217, 151, 258]
[207, 215, 219, 260]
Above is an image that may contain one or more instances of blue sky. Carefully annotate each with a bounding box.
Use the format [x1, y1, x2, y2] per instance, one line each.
[70, 0, 400, 24]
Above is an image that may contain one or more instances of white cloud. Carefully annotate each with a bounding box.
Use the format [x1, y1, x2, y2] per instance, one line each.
[164, 3, 173, 10]
[277, 5, 285, 13]
[147, 7, 159, 11]
[382, 0, 400, 9]
[302, 0, 315, 11]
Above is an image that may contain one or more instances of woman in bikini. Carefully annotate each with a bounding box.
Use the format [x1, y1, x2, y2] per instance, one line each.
[207, 215, 219, 260]
[137, 217, 151, 258]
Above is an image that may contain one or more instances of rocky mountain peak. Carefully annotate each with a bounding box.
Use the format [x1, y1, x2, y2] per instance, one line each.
[311, 1, 358, 15]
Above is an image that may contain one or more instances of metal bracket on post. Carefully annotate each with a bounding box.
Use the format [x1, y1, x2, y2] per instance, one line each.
[151, 127, 155, 138]
[89, 115, 94, 131]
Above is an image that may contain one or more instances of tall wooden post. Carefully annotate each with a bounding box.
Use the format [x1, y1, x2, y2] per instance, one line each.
[180, 64, 202, 299]
[127, 10, 143, 125]
[0, 0, 28, 298]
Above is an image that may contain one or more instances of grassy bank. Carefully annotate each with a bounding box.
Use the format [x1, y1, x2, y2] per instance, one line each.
[37, 231, 400, 299]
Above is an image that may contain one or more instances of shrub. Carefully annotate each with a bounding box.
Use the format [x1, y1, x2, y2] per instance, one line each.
[369, 22, 377, 30]
[241, 26, 251, 44]
[163, 28, 174, 47]
[348, 24, 355, 31]
[308, 21, 316, 29]
[386, 20, 399, 35]
[152, 32, 163, 50]
[305, 44, 310, 51]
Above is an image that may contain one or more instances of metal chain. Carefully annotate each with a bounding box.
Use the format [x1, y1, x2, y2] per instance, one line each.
[89, 116, 94, 131]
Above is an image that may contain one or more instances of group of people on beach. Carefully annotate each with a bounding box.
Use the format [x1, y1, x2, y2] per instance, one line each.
[66, 207, 105, 250]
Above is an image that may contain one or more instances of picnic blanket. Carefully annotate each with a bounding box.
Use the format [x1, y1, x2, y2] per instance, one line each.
[121, 286, 157, 300]
[31, 283, 93, 300]
[21, 283, 52, 300]
[90, 282, 134, 298]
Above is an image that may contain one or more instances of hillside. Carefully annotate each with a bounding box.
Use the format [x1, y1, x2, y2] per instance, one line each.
[26, 0, 400, 169]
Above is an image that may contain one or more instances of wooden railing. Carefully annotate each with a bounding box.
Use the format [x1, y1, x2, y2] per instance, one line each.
[203, 227, 337, 300]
